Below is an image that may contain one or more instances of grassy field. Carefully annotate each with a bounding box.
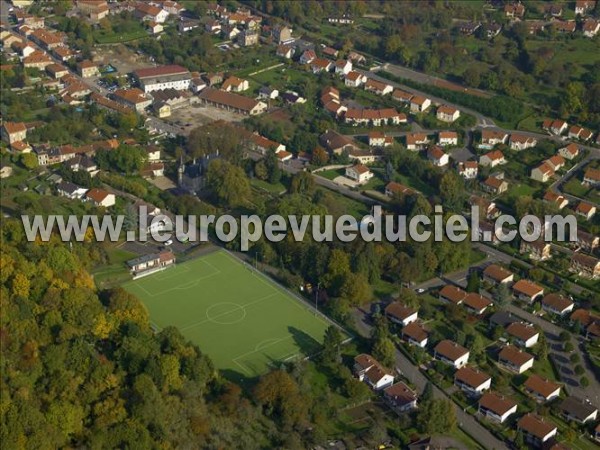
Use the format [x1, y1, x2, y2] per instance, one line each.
[123, 249, 335, 378]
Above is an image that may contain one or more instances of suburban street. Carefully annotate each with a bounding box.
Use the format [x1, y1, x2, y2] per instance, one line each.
[352, 308, 508, 450]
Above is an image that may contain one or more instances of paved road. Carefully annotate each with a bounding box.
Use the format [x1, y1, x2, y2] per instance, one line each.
[352, 308, 507, 450]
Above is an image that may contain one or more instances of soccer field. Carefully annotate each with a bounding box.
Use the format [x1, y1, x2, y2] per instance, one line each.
[123, 249, 334, 377]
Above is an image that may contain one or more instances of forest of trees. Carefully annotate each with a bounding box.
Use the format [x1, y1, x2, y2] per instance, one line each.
[0, 221, 375, 448]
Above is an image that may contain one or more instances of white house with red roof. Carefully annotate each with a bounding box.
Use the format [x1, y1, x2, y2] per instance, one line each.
[345, 164, 373, 184]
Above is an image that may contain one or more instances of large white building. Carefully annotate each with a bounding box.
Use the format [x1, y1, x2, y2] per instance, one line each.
[133, 65, 191, 93]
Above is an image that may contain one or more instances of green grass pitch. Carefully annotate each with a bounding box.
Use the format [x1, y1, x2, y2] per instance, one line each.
[123, 249, 334, 378]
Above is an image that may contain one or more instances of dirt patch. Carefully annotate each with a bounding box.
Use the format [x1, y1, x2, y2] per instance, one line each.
[168, 102, 247, 128]
[91, 44, 154, 75]
[146, 176, 176, 191]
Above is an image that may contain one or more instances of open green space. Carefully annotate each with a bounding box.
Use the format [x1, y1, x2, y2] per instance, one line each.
[123, 249, 336, 378]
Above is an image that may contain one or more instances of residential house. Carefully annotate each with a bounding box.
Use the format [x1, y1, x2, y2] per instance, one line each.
[509, 134, 537, 151]
[575, 201, 596, 220]
[85, 188, 116, 207]
[489, 311, 519, 329]
[276, 44, 294, 59]
[401, 322, 428, 348]
[112, 88, 152, 112]
[204, 19, 221, 34]
[52, 46, 75, 62]
[479, 150, 506, 168]
[560, 397, 599, 424]
[322, 46, 338, 58]
[436, 105, 460, 123]
[410, 95, 431, 113]
[570, 253, 600, 279]
[1, 122, 27, 144]
[583, 19, 600, 37]
[134, 3, 169, 22]
[383, 382, 418, 413]
[310, 58, 333, 74]
[568, 125, 592, 140]
[512, 279, 544, 303]
[483, 264, 514, 285]
[463, 293, 493, 315]
[345, 71, 367, 87]
[299, 49, 316, 65]
[454, 367, 492, 397]
[482, 176, 508, 195]
[559, 143, 580, 160]
[46, 63, 69, 79]
[64, 154, 97, 174]
[439, 285, 466, 305]
[10, 141, 32, 153]
[221, 76, 249, 92]
[57, 181, 88, 199]
[531, 162, 555, 183]
[427, 146, 449, 167]
[541, 294, 574, 316]
[505, 3, 525, 18]
[22, 51, 53, 70]
[458, 161, 478, 179]
[543, 119, 568, 135]
[438, 131, 458, 146]
[460, 21, 481, 35]
[478, 392, 518, 423]
[319, 130, 357, 155]
[554, 20, 577, 33]
[385, 181, 416, 198]
[575, 1, 596, 15]
[498, 345, 534, 374]
[364, 79, 393, 96]
[258, 86, 279, 100]
[520, 239, 551, 261]
[524, 375, 561, 402]
[190, 77, 207, 94]
[392, 89, 413, 103]
[272, 25, 292, 44]
[517, 414, 558, 447]
[576, 229, 599, 252]
[238, 30, 258, 47]
[147, 21, 164, 35]
[545, 155, 565, 172]
[343, 108, 406, 127]
[486, 22, 502, 38]
[582, 168, 600, 186]
[334, 60, 352, 76]
[249, 134, 286, 155]
[345, 164, 373, 184]
[405, 133, 430, 151]
[433, 340, 470, 368]
[543, 191, 569, 210]
[353, 354, 395, 390]
[385, 302, 418, 327]
[368, 131, 393, 148]
[347, 51, 366, 64]
[507, 322, 539, 348]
